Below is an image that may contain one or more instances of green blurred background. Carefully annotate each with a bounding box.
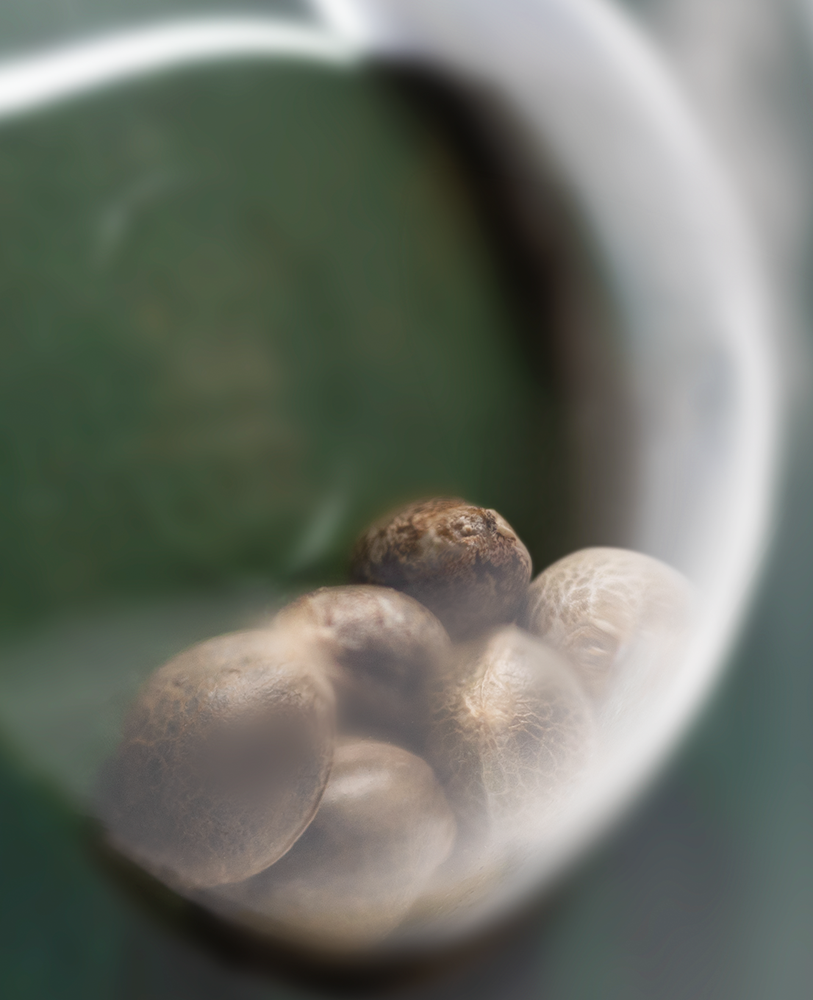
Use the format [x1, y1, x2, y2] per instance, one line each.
[1, 2, 812, 999]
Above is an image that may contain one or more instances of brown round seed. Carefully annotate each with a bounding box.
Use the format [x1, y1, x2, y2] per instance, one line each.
[209, 739, 456, 950]
[522, 547, 692, 702]
[273, 585, 452, 750]
[425, 625, 594, 851]
[350, 498, 532, 641]
[96, 629, 336, 890]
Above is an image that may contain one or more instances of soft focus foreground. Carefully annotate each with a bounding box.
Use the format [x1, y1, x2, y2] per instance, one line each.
[0, 56, 584, 959]
[95, 498, 692, 953]
[0, 0, 780, 989]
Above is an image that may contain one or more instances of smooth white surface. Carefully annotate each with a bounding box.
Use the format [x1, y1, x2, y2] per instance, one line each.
[0, 17, 361, 121]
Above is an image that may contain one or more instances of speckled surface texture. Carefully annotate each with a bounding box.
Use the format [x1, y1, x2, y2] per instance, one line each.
[96, 630, 336, 888]
[426, 626, 594, 845]
[208, 739, 456, 950]
[523, 547, 692, 701]
[350, 499, 533, 641]
[274, 585, 451, 750]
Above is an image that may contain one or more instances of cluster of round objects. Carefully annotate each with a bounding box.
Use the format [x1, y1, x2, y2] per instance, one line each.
[97, 498, 691, 951]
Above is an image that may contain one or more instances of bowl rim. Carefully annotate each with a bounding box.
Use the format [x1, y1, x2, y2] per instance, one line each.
[328, 0, 779, 937]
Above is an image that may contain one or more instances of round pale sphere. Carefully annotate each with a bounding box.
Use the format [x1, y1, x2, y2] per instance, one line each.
[522, 547, 692, 703]
[350, 498, 532, 641]
[426, 625, 595, 851]
[209, 739, 456, 950]
[274, 586, 451, 750]
[96, 630, 336, 889]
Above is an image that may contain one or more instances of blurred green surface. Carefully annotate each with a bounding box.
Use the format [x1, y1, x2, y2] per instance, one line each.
[0, 60, 562, 633]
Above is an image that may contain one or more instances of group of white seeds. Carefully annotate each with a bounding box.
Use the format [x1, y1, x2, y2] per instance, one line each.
[98, 497, 691, 950]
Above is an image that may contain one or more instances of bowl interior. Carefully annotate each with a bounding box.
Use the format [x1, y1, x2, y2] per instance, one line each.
[0, 0, 776, 956]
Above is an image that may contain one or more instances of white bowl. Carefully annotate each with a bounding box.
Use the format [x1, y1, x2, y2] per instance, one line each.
[0, 0, 778, 952]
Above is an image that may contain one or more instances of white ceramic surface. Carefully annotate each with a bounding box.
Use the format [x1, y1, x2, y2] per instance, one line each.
[0, 0, 778, 949]
[314, 0, 778, 938]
